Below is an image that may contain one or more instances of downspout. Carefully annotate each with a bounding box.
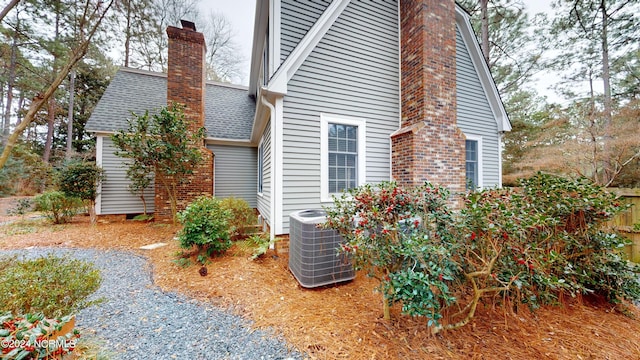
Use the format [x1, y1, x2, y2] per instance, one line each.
[260, 93, 277, 241]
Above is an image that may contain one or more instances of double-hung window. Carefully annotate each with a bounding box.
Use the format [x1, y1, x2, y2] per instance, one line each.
[321, 114, 366, 202]
[465, 135, 482, 190]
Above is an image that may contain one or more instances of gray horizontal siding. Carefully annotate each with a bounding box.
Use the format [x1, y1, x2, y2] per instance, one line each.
[208, 144, 257, 208]
[456, 26, 501, 187]
[257, 122, 272, 225]
[280, 0, 329, 63]
[281, 0, 399, 233]
[99, 136, 155, 215]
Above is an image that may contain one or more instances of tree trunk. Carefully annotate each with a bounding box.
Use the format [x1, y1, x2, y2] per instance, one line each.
[43, 98, 56, 163]
[124, 0, 131, 67]
[15, 91, 23, 127]
[88, 199, 97, 224]
[66, 68, 76, 159]
[600, 0, 613, 185]
[3, 28, 18, 144]
[588, 75, 599, 184]
[480, 0, 489, 65]
[140, 194, 147, 215]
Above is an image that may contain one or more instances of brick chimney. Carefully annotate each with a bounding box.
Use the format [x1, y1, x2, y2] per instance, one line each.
[392, 0, 465, 200]
[155, 20, 214, 220]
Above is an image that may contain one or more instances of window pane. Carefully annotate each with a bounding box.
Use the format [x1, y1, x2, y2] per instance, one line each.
[328, 124, 336, 138]
[347, 126, 356, 139]
[347, 139, 356, 152]
[329, 181, 337, 193]
[328, 122, 359, 194]
[329, 138, 337, 151]
[465, 140, 478, 189]
[346, 155, 355, 167]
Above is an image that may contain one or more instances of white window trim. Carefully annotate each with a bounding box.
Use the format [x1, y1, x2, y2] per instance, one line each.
[257, 138, 264, 196]
[320, 113, 367, 203]
[465, 134, 483, 189]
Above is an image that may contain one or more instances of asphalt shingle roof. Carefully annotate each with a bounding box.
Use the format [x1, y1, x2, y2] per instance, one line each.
[85, 68, 255, 140]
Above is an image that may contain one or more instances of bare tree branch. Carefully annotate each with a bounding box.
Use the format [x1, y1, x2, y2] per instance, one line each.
[0, 0, 114, 170]
[0, 0, 19, 23]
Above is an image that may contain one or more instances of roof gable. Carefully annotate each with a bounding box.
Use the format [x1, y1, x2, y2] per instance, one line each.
[249, 1, 510, 132]
[455, 7, 511, 132]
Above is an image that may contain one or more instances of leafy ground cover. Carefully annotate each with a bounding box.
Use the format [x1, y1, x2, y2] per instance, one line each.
[1, 198, 640, 359]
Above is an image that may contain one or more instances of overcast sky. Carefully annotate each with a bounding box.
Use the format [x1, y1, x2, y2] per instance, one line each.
[200, 0, 556, 92]
[199, 0, 256, 85]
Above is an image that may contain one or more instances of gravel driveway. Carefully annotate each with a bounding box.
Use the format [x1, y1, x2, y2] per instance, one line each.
[1, 248, 302, 360]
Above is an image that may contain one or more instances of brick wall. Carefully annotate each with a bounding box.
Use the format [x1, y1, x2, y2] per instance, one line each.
[392, 0, 466, 201]
[155, 22, 214, 220]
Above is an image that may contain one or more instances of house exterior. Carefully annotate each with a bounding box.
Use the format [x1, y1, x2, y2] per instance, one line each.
[86, 0, 510, 238]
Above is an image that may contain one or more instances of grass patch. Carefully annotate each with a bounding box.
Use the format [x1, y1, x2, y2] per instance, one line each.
[0, 220, 40, 236]
[0, 218, 67, 237]
[72, 335, 115, 360]
[0, 254, 102, 317]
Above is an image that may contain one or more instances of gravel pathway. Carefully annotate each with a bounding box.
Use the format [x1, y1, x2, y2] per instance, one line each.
[1, 248, 303, 360]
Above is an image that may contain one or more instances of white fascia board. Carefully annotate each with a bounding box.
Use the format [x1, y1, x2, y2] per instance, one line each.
[498, 132, 504, 187]
[205, 138, 254, 147]
[455, 6, 511, 133]
[269, 0, 281, 77]
[248, 0, 269, 96]
[251, 87, 278, 144]
[266, 0, 352, 95]
[250, 91, 266, 144]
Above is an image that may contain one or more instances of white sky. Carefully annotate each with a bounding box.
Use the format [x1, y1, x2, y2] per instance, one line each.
[200, 0, 559, 98]
[199, 0, 256, 85]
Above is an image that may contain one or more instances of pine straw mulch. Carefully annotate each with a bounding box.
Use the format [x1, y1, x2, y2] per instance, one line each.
[2, 214, 640, 359]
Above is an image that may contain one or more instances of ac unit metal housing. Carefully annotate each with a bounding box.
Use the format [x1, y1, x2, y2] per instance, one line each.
[289, 209, 355, 288]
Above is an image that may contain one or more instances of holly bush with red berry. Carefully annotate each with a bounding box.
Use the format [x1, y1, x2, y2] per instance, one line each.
[324, 182, 460, 324]
[324, 173, 640, 333]
[460, 172, 640, 313]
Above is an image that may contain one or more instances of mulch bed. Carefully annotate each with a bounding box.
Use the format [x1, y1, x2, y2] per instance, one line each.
[2, 212, 640, 359]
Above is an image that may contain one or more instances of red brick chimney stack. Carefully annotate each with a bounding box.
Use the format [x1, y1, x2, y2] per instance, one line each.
[155, 20, 214, 220]
[392, 0, 466, 200]
[167, 19, 206, 132]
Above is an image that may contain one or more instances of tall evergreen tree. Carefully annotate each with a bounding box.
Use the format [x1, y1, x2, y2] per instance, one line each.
[550, 0, 640, 184]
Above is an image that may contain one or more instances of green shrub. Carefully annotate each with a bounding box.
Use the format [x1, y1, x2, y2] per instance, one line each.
[238, 233, 279, 260]
[177, 196, 232, 263]
[220, 197, 257, 239]
[460, 173, 640, 308]
[324, 174, 640, 334]
[0, 143, 53, 196]
[33, 191, 82, 224]
[7, 198, 33, 217]
[58, 161, 104, 224]
[0, 312, 80, 359]
[324, 181, 459, 324]
[0, 254, 102, 318]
